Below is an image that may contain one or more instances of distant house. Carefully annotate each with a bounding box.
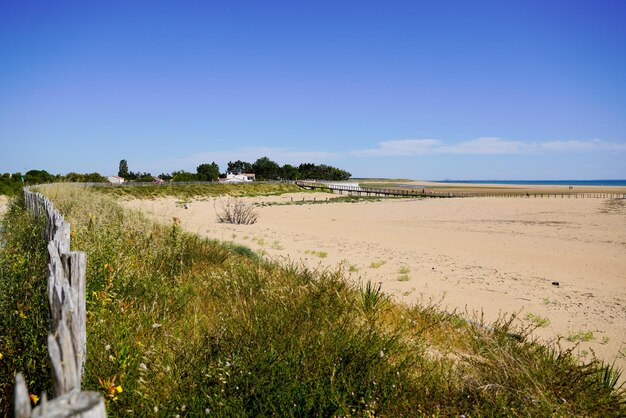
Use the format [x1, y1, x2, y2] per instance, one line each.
[223, 173, 256, 183]
[153, 177, 165, 184]
[107, 176, 125, 184]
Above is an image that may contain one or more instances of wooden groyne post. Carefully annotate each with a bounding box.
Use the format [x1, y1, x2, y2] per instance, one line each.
[295, 181, 626, 199]
[14, 189, 105, 417]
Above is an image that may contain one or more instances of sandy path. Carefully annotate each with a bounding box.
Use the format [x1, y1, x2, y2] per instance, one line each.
[122, 193, 626, 370]
[0, 195, 8, 218]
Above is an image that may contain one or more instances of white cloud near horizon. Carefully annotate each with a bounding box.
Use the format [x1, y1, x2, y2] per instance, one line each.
[352, 137, 626, 157]
[540, 138, 626, 152]
[139, 138, 625, 173]
[352, 139, 442, 156]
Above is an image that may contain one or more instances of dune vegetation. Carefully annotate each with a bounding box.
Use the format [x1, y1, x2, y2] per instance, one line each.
[1, 185, 625, 416]
[91, 182, 307, 200]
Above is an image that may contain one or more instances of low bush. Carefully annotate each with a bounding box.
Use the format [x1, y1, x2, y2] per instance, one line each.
[215, 198, 258, 225]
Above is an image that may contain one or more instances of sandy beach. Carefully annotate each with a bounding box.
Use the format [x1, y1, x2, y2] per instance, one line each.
[124, 191, 626, 370]
[0, 196, 8, 217]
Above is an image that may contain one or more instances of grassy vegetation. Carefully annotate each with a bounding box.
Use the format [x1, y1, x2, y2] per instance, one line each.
[305, 250, 328, 258]
[348, 264, 360, 273]
[567, 330, 596, 343]
[397, 266, 411, 282]
[1, 185, 625, 416]
[0, 199, 52, 408]
[91, 182, 305, 200]
[370, 260, 387, 269]
[255, 195, 383, 207]
[525, 312, 551, 328]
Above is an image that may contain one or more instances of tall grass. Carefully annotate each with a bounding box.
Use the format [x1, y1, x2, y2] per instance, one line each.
[92, 182, 306, 200]
[1, 185, 625, 416]
[0, 196, 52, 409]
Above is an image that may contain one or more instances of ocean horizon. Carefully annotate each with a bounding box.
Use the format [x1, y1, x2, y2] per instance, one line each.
[434, 179, 626, 187]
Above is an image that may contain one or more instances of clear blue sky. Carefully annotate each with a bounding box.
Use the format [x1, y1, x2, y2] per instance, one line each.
[1, 0, 625, 179]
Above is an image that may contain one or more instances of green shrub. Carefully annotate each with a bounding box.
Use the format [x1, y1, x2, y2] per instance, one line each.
[0, 196, 52, 411]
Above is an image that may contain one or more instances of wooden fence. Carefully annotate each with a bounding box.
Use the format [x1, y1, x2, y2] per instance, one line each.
[14, 189, 105, 417]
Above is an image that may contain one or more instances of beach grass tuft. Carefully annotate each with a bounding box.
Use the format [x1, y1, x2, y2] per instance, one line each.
[397, 266, 411, 281]
[370, 260, 387, 269]
[305, 249, 328, 258]
[525, 312, 551, 328]
[567, 330, 595, 343]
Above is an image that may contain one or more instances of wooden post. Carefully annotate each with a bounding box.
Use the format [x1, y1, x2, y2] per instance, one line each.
[14, 374, 31, 418]
[17, 187, 105, 417]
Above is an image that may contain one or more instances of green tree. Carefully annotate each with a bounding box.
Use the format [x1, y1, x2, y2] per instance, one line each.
[280, 164, 300, 180]
[61, 172, 107, 182]
[197, 162, 220, 181]
[118, 160, 129, 178]
[297, 163, 350, 181]
[227, 160, 253, 175]
[136, 172, 154, 182]
[252, 157, 281, 180]
[24, 170, 55, 185]
[0, 173, 23, 196]
[172, 170, 197, 182]
[83, 172, 108, 182]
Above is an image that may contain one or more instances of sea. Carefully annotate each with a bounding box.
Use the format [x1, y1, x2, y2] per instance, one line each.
[434, 180, 626, 187]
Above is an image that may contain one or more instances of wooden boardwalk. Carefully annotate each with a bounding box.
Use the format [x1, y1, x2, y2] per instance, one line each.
[295, 181, 626, 199]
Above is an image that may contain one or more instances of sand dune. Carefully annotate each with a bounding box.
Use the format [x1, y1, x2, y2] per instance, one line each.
[123, 192, 626, 371]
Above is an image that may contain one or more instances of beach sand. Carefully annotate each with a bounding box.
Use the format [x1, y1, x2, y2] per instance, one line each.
[122, 191, 626, 371]
[0, 195, 8, 217]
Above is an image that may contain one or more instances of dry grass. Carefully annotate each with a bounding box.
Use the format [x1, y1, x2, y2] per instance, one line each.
[215, 198, 258, 225]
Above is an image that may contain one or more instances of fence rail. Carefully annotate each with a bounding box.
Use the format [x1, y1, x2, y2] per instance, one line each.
[295, 181, 626, 199]
[14, 189, 105, 417]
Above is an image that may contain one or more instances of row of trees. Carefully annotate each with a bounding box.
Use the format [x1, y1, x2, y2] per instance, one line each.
[118, 159, 221, 182]
[225, 157, 351, 181]
[0, 156, 351, 195]
[0, 171, 107, 195]
[117, 157, 351, 182]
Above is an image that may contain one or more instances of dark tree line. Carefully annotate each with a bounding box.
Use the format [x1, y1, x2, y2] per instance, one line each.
[118, 156, 351, 182]
[0, 157, 351, 196]
[0, 171, 107, 195]
[226, 157, 351, 181]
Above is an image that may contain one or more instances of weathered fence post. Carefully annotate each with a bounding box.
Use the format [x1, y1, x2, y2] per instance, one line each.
[14, 188, 105, 417]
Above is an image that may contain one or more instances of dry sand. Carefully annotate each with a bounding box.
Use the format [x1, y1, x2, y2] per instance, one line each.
[0, 195, 8, 217]
[366, 179, 626, 196]
[122, 191, 626, 370]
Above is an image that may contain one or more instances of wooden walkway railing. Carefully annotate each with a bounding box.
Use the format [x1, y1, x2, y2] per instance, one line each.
[14, 189, 105, 417]
[295, 181, 626, 199]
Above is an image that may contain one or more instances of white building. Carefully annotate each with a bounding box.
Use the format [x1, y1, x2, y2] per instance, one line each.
[223, 173, 255, 183]
[107, 176, 125, 184]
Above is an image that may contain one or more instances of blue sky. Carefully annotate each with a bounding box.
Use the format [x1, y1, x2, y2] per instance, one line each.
[1, 0, 625, 179]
